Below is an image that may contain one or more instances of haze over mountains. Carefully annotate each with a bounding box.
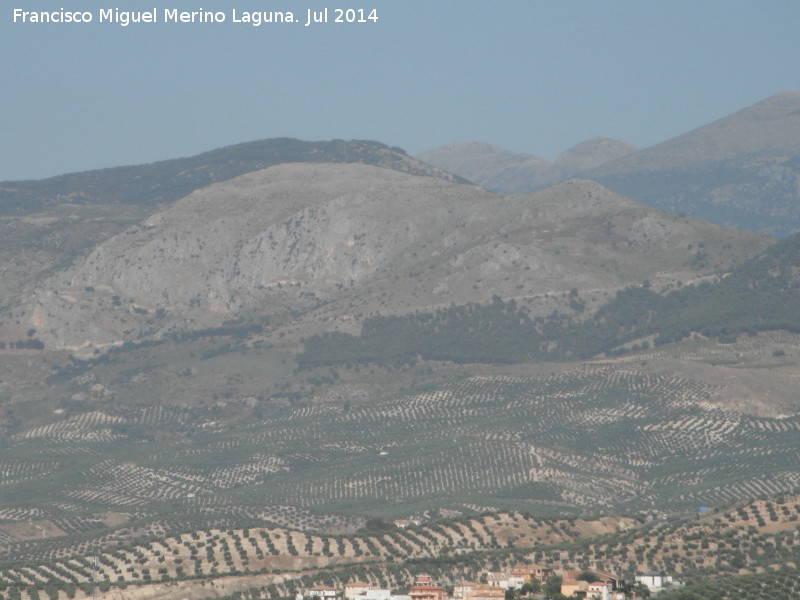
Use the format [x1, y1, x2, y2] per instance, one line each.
[416, 138, 637, 195]
[3, 92, 800, 600]
[419, 91, 800, 236]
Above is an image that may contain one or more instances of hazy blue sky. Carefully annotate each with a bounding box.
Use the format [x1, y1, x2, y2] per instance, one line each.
[2, 0, 799, 181]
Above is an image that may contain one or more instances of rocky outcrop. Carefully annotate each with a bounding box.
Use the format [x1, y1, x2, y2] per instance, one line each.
[19, 164, 766, 350]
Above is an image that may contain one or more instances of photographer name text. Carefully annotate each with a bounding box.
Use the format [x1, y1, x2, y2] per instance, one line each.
[11, 7, 379, 27]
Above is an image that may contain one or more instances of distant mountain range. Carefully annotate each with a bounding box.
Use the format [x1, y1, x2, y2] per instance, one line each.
[416, 138, 637, 195]
[1, 111, 800, 550]
[418, 91, 800, 236]
[3, 96, 800, 600]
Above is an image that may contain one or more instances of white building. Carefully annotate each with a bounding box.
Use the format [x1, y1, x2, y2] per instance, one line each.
[306, 588, 338, 600]
[635, 572, 674, 591]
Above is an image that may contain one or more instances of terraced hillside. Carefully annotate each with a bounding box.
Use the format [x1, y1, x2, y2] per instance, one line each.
[0, 512, 635, 589]
[1, 143, 799, 600]
[0, 493, 799, 600]
[2, 346, 799, 548]
[232, 495, 800, 600]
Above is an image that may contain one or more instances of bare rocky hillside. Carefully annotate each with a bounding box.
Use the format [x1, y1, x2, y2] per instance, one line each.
[6, 163, 766, 350]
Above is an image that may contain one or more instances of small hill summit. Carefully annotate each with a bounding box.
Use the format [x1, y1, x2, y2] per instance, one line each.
[416, 138, 636, 194]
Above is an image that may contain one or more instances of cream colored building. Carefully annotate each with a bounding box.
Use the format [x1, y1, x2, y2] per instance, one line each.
[345, 582, 372, 600]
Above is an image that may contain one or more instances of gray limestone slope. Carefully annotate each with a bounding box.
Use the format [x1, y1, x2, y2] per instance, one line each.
[0, 139, 465, 318]
[20, 163, 767, 351]
[23, 163, 498, 348]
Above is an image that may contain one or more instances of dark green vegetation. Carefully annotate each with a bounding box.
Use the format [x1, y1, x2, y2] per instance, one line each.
[0, 139, 461, 215]
[657, 568, 800, 600]
[594, 231, 800, 342]
[299, 298, 538, 366]
[301, 233, 800, 366]
[559, 230, 800, 353]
